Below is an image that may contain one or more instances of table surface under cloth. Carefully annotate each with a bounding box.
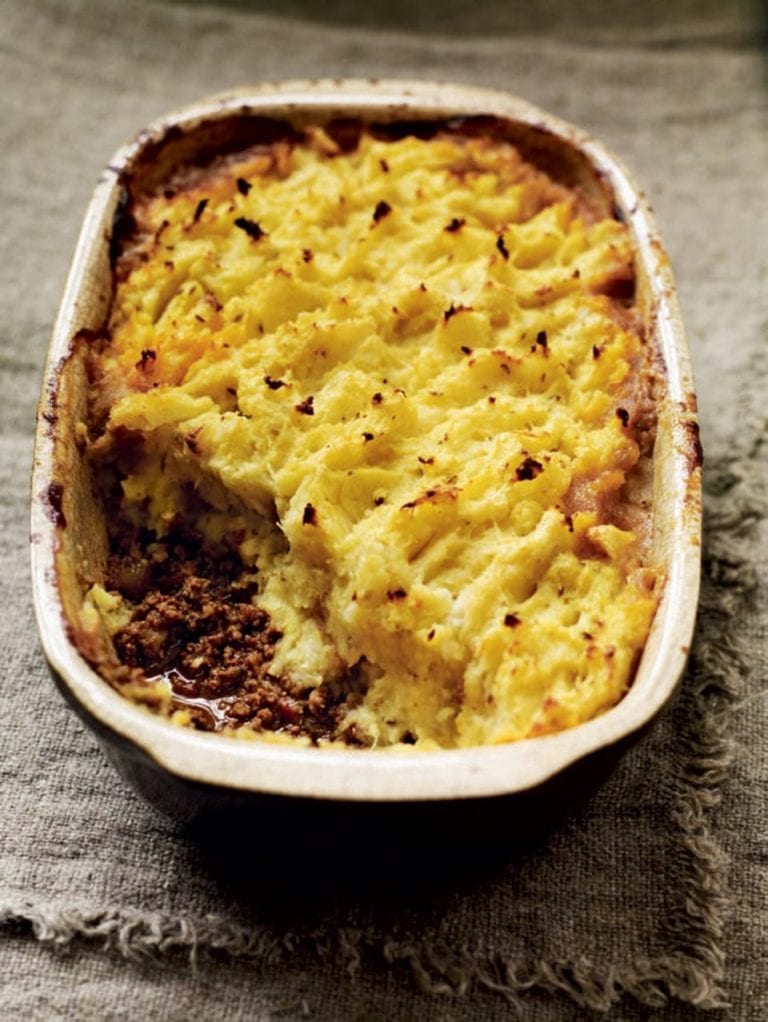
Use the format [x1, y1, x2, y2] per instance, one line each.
[1, 1, 766, 1018]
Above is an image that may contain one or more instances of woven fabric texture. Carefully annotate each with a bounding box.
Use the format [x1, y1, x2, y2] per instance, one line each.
[1, 1, 766, 1018]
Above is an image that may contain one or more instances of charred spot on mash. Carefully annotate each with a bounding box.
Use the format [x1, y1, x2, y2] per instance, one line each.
[136, 348, 157, 370]
[302, 503, 318, 525]
[295, 395, 314, 415]
[491, 349, 513, 373]
[592, 345, 602, 360]
[203, 289, 222, 313]
[153, 218, 170, 244]
[234, 217, 266, 241]
[616, 407, 630, 428]
[302, 248, 313, 262]
[362, 432, 374, 443]
[372, 200, 392, 223]
[264, 375, 286, 390]
[236, 177, 252, 196]
[443, 303, 471, 323]
[387, 588, 407, 601]
[184, 427, 202, 454]
[531, 330, 548, 353]
[401, 487, 457, 510]
[496, 234, 510, 260]
[504, 613, 521, 627]
[515, 457, 543, 481]
[192, 198, 208, 224]
[445, 217, 465, 233]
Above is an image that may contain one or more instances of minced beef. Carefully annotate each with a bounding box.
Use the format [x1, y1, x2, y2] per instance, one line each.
[107, 522, 367, 745]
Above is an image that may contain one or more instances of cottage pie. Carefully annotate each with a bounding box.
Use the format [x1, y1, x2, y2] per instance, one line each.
[78, 121, 661, 749]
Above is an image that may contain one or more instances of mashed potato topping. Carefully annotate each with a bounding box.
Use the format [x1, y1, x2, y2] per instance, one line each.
[85, 124, 661, 748]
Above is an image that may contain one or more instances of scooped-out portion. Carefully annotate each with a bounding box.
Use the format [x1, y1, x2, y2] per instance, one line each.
[76, 119, 662, 749]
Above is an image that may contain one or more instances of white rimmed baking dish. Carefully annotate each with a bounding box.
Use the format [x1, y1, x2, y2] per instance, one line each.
[31, 80, 701, 823]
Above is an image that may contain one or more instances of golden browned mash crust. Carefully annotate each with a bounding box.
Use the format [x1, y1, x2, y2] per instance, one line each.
[80, 121, 661, 749]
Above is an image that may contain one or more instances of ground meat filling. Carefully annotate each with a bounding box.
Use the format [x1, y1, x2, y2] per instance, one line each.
[107, 523, 368, 744]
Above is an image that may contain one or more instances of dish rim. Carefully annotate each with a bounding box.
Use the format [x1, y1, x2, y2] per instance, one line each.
[30, 78, 701, 803]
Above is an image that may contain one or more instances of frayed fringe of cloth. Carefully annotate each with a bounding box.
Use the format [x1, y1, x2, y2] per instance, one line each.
[2, 443, 764, 1014]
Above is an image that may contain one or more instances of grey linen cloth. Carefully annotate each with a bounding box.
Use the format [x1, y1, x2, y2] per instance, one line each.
[1, 1, 766, 1018]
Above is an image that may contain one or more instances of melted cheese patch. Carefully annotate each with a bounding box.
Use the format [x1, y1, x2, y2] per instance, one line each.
[95, 129, 659, 748]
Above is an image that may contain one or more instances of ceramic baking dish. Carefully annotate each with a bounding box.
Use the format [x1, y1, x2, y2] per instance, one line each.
[31, 80, 701, 826]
